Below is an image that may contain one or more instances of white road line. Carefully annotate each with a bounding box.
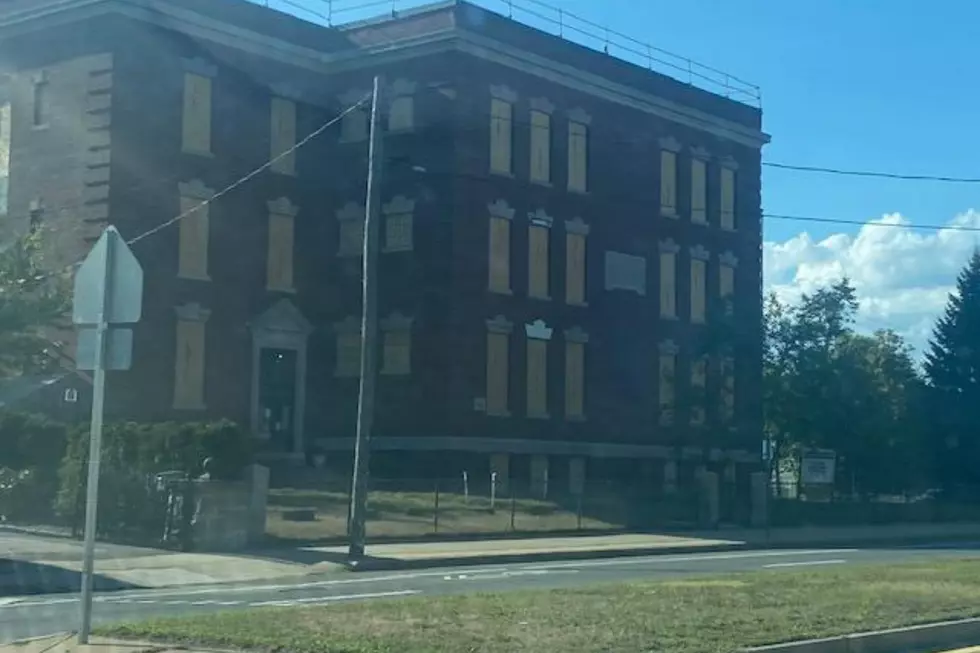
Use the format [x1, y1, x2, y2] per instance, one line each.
[249, 589, 419, 607]
[520, 548, 858, 572]
[763, 559, 847, 569]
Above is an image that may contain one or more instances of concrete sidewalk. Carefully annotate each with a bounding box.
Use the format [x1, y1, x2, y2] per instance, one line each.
[308, 521, 980, 570]
[0, 635, 196, 653]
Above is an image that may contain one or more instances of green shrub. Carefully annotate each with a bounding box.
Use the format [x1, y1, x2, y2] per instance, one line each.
[54, 419, 251, 541]
[0, 410, 68, 471]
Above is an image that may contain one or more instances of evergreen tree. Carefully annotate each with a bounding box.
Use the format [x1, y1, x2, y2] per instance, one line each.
[923, 250, 980, 492]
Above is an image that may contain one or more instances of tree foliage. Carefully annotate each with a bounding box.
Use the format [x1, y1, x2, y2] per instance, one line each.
[923, 250, 980, 492]
[764, 279, 926, 495]
[0, 229, 70, 376]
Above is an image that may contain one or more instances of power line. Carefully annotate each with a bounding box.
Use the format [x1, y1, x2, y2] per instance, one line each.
[764, 213, 980, 233]
[763, 162, 980, 184]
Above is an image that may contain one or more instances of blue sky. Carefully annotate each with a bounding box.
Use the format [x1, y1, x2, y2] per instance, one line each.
[272, 0, 980, 349]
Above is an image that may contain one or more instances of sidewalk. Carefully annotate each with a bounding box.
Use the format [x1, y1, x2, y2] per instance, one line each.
[4, 522, 980, 594]
[0, 635, 193, 653]
[306, 521, 980, 570]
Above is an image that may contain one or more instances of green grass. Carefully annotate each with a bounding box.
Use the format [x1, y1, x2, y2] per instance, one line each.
[265, 486, 627, 542]
[98, 559, 980, 653]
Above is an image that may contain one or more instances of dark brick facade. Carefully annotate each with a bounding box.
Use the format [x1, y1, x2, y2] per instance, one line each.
[0, 0, 768, 493]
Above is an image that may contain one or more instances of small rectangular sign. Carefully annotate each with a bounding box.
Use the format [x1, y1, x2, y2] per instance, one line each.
[75, 327, 133, 371]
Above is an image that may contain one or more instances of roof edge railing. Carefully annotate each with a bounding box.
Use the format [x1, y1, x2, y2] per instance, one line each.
[250, 0, 762, 107]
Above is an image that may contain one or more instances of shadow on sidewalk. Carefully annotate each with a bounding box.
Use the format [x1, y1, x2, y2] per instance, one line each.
[0, 558, 144, 596]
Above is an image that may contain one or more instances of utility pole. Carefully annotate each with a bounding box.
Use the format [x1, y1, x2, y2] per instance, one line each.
[348, 75, 384, 563]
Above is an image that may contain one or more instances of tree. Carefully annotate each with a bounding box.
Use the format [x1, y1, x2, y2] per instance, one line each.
[924, 250, 980, 493]
[0, 229, 70, 377]
[764, 279, 926, 496]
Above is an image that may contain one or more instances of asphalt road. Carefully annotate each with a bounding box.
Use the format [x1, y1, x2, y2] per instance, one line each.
[2, 542, 979, 643]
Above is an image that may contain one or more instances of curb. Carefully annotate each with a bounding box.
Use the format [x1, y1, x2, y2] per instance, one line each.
[342, 531, 980, 572]
[741, 617, 980, 652]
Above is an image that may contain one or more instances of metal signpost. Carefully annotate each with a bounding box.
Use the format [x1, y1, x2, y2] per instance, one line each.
[72, 226, 143, 643]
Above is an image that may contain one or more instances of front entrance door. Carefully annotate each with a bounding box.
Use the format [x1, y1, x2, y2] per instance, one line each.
[258, 348, 298, 451]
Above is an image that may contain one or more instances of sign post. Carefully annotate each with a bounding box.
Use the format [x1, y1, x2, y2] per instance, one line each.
[72, 226, 143, 643]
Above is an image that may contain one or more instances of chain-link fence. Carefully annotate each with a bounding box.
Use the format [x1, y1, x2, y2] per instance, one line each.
[265, 473, 704, 544]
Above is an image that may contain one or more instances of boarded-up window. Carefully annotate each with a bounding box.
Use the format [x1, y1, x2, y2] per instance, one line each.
[389, 95, 414, 132]
[659, 251, 677, 318]
[270, 97, 296, 175]
[721, 167, 736, 230]
[565, 232, 587, 305]
[486, 331, 510, 416]
[564, 338, 585, 420]
[178, 183, 212, 281]
[691, 356, 707, 426]
[567, 120, 588, 192]
[182, 73, 212, 155]
[267, 213, 295, 291]
[0, 103, 9, 216]
[690, 258, 707, 323]
[528, 224, 550, 299]
[382, 330, 411, 375]
[526, 338, 548, 418]
[173, 307, 208, 410]
[691, 158, 707, 224]
[529, 109, 551, 184]
[335, 332, 361, 378]
[490, 98, 513, 175]
[721, 356, 735, 422]
[720, 262, 736, 316]
[604, 251, 646, 295]
[659, 351, 676, 425]
[385, 212, 413, 252]
[660, 150, 677, 216]
[489, 216, 511, 293]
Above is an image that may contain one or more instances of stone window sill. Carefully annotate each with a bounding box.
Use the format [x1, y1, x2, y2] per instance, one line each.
[181, 147, 214, 158]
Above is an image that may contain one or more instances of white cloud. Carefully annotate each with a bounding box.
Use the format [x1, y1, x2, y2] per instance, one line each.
[763, 210, 980, 352]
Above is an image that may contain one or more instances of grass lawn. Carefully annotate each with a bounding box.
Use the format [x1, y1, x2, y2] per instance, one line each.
[265, 486, 627, 542]
[98, 559, 980, 653]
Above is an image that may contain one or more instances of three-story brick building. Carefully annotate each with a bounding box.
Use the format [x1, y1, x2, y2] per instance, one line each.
[0, 0, 769, 516]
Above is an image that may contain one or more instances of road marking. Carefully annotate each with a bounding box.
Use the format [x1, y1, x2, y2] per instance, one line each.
[520, 548, 858, 572]
[249, 589, 419, 607]
[445, 569, 580, 581]
[763, 559, 846, 569]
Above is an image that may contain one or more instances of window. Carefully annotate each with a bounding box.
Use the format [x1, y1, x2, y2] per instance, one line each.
[173, 303, 209, 410]
[720, 163, 737, 230]
[490, 97, 513, 175]
[564, 327, 588, 420]
[336, 202, 365, 258]
[334, 317, 361, 378]
[525, 320, 552, 418]
[690, 247, 709, 324]
[720, 251, 738, 317]
[177, 180, 213, 280]
[690, 153, 708, 224]
[383, 196, 415, 253]
[604, 251, 646, 295]
[486, 316, 513, 416]
[659, 341, 678, 426]
[659, 239, 679, 318]
[266, 198, 297, 292]
[721, 355, 735, 422]
[388, 79, 416, 132]
[659, 137, 680, 217]
[0, 103, 9, 216]
[488, 199, 515, 294]
[528, 210, 552, 299]
[381, 313, 413, 375]
[565, 218, 589, 305]
[529, 108, 551, 184]
[690, 356, 707, 426]
[270, 97, 296, 175]
[182, 72, 213, 155]
[567, 109, 590, 193]
[32, 76, 48, 128]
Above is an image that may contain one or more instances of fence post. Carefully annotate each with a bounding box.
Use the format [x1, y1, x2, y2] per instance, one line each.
[490, 472, 497, 512]
[576, 491, 583, 531]
[510, 492, 516, 532]
[433, 480, 440, 534]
